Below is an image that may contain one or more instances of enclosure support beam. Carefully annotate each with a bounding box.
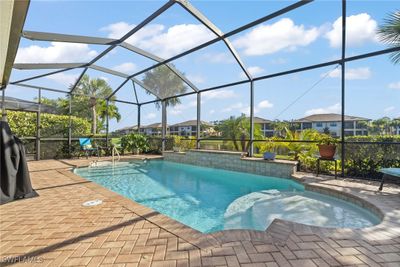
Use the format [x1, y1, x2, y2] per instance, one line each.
[106, 100, 109, 149]
[340, 0, 346, 177]
[68, 94, 72, 156]
[161, 100, 167, 152]
[249, 81, 254, 157]
[1, 87, 6, 121]
[137, 104, 141, 133]
[36, 88, 41, 161]
[196, 92, 201, 149]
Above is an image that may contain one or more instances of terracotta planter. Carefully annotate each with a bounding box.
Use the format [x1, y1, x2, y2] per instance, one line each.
[318, 144, 336, 159]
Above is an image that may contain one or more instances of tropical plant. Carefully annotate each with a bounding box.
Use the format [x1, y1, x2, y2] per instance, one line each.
[38, 75, 121, 134]
[370, 117, 392, 135]
[271, 121, 289, 137]
[317, 134, 339, 145]
[378, 10, 400, 64]
[142, 64, 187, 109]
[121, 133, 149, 154]
[70, 74, 120, 134]
[281, 128, 321, 161]
[7, 110, 91, 137]
[172, 135, 196, 151]
[217, 114, 263, 152]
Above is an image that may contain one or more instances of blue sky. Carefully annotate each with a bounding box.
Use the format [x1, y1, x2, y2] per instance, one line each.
[6, 0, 400, 131]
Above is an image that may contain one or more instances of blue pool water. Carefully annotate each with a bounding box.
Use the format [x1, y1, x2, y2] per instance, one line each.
[74, 160, 380, 233]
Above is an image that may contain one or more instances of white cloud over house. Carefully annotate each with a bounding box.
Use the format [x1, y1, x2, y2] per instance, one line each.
[144, 112, 157, 120]
[325, 13, 378, 47]
[15, 42, 98, 63]
[233, 18, 320, 56]
[222, 100, 273, 115]
[305, 103, 341, 116]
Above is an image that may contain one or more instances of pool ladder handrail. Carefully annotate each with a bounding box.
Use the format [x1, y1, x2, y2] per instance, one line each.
[111, 145, 121, 164]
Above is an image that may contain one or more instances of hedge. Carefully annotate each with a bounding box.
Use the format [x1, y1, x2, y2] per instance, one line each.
[7, 111, 91, 137]
[345, 135, 400, 179]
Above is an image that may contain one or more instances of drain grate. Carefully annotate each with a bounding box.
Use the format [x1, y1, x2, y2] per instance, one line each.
[82, 199, 103, 207]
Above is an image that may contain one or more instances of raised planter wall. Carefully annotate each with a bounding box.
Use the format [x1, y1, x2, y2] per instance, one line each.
[163, 150, 298, 178]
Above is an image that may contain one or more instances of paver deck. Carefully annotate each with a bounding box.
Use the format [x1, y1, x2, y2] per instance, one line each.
[1, 156, 400, 266]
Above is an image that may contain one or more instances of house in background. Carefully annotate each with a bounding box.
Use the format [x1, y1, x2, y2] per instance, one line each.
[113, 125, 138, 135]
[169, 120, 213, 137]
[294, 113, 370, 137]
[114, 123, 168, 136]
[140, 123, 168, 136]
[254, 117, 274, 137]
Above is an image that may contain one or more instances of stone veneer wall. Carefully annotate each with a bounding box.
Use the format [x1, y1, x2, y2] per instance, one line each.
[163, 150, 297, 178]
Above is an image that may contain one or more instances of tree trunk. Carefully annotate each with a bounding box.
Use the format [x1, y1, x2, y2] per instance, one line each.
[91, 104, 97, 134]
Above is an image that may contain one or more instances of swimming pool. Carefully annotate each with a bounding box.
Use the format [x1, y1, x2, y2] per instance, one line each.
[74, 160, 380, 233]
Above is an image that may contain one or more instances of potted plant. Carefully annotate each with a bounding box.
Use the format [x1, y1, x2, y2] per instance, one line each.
[262, 138, 276, 160]
[317, 134, 338, 159]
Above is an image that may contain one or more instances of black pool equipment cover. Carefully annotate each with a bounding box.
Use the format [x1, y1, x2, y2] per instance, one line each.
[1, 121, 38, 204]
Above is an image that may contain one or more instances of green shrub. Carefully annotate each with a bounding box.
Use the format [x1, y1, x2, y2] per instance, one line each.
[172, 135, 196, 151]
[121, 134, 150, 154]
[344, 135, 400, 179]
[7, 111, 91, 137]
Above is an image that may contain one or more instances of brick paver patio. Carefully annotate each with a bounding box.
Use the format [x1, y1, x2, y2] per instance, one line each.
[1, 156, 399, 266]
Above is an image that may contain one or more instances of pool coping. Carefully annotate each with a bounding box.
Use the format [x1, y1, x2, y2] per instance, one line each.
[63, 158, 400, 251]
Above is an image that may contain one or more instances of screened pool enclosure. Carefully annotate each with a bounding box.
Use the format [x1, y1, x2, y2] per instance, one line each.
[1, 0, 399, 178]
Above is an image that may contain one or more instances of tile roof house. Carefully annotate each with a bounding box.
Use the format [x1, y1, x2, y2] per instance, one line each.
[169, 120, 213, 137]
[294, 113, 370, 137]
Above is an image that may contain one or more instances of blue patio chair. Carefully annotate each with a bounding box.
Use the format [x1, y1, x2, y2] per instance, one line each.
[79, 138, 99, 159]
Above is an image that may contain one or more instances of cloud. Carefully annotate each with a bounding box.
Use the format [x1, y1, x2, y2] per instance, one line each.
[258, 100, 274, 109]
[46, 73, 78, 87]
[249, 66, 264, 76]
[209, 109, 215, 115]
[325, 13, 378, 47]
[145, 112, 156, 120]
[384, 106, 395, 113]
[222, 102, 246, 113]
[202, 89, 238, 100]
[15, 42, 98, 63]
[270, 58, 287, 65]
[102, 22, 214, 58]
[388, 81, 400, 89]
[201, 52, 235, 64]
[112, 62, 137, 73]
[169, 100, 197, 115]
[241, 66, 265, 78]
[305, 103, 341, 116]
[186, 74, 205, 84]
[325, 67, 371, 80]
[222, 100, 273, 115]
[233, 18, 319, 56]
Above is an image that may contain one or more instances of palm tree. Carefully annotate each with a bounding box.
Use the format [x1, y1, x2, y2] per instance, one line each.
[71, 75, 120, 134]
[272, 120, 289, 138]
[142, 65, 187, 109]
[378, 10, 400, 64]
[217, 114, 263, 152]
[281, 128, 320, 161]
